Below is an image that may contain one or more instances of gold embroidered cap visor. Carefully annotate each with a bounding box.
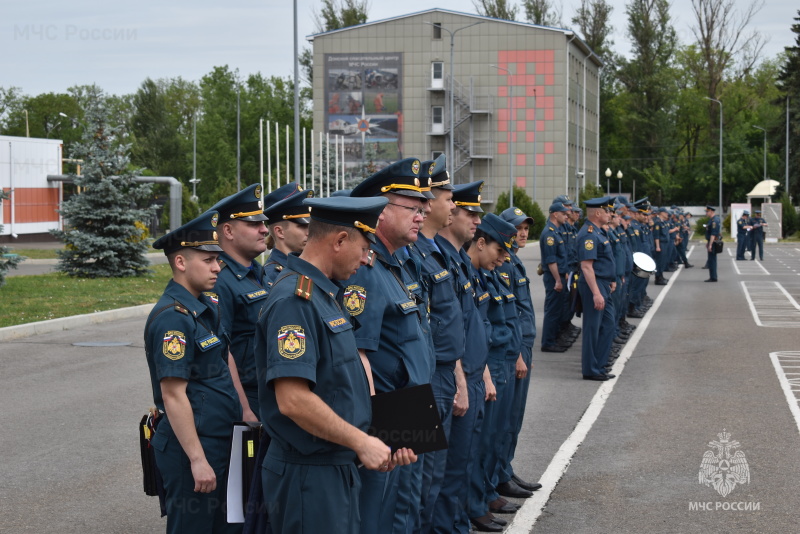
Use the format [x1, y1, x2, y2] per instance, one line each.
[304, 196, 389, 243]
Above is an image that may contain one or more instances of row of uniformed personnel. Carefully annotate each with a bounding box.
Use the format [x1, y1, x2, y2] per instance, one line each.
[144, 154, 544, 534]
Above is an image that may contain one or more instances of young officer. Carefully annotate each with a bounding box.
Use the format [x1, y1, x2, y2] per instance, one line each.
[262, 183, 314, 291]
[145, 211, 244, 534]
[209, 183, 269, 418]
[255, 196, 415, 534]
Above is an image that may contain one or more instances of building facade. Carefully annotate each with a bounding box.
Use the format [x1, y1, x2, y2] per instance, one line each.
[309, 8, 602, 206]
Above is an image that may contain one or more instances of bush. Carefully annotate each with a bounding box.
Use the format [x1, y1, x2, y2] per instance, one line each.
[695, 216, 709, 234]
[494, 187, 545, 239]
[723, 212, 732, 234]
[0, 190, 22, 287]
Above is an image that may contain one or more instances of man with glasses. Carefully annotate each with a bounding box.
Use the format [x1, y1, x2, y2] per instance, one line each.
[348, 158, 434, 534]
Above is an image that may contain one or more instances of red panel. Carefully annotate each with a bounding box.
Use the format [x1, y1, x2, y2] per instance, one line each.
[545, 142, 554, 154]
[526, 131, 535, 143]
[516, 63, 526, 75]
[498, 86, 508, 97]
[545, 109, 555, 121]
[498, 120, 508, 132]
[516, 154, 527, 166]
[3, 187, 59, 224]
[498, 51, 508, 62]
[516, 120, 526, 132]
[525, 74, 537, 86]
[525, 51, 537, 62]
[545, 50, 555, 61]
[513, 96, 526, 109]
[497, 142, 508, 155]
[516, 176, 527, 188]
[545, 74, 555, 85]
[537, 120, 546, 131]
[536, 154, 545, 165]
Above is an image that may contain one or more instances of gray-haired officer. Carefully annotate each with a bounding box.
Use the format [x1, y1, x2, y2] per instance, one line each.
[262, 183, 314, 290]
[145, 211, 244, 534]
[255, 196, 416, 534]
[705, 205, 720, 281]
[576, 197, 617, 381]
[348, 158, 433, 534]
[209, 183, 268, 418]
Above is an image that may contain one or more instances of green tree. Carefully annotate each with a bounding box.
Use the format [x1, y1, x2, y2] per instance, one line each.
[777, 10, 800, 199]
[473, 0, 519, 20]
[494, 187, 545, 239]
[778, 192, 798, 238]
[51, 88, 156, 278]
[130, 78, 184, 179]
[0, 190, 21, 287]
[523, 0, 561, 26]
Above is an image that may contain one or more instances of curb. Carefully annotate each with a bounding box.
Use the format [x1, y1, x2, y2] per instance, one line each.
[0, 304, 153, 342]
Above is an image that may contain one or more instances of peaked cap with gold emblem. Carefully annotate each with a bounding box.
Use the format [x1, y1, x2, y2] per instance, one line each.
[210, 183, 268, 222]
[153, 210, 223, 255]
[351, 157, 431, 199]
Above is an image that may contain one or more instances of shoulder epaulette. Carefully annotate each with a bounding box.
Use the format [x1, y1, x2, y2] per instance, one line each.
[295, 275, 313, 300]
[174, 302, 189, 315]
[588, 225, 593, 233]
[366, 249, 376, 267]
[218, 259, 227, 270]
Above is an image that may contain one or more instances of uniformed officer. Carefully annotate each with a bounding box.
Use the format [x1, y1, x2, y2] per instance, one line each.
[255, 196, 415, 534]
[348, 158, 434, 534]
[576, 197, 617, 381]
[736, 210, 751, 260]
[402, 155, 467, 534]
[705, 205, 721, 282]
[464, 214, 518, 532]
[262, 183, 314, 290]
[554, 196, 582, 345]
[540, 202, 570, 352]
[496, 206, 541, 498]
[750, 208, 768, 261]
[208, 184, 269, 418]
[652, 208, 669, 285]
[145, 211, 244, 534]
[431, 181, 493, 534]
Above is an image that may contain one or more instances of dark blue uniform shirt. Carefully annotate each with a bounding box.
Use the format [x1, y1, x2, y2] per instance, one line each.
[576, 221, 616, 280]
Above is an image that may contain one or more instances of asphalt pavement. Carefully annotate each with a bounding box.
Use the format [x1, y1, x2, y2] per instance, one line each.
[2, 240, 800, 532]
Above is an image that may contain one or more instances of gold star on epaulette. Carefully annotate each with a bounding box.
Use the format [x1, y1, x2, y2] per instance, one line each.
[295, 275, 313, 300]
[276, 265, 283, 272]
[218, 259, 227, 270]
[367, 250, 376, 267]
[588, 225, 593, 233]
[174, 304, 189, 315]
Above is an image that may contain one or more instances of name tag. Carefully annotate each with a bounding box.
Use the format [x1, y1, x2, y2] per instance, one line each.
[197, 334, 222, 351]
[478, 292, 490, 303]
[324, 314, 352, 333]
[463, 281, 472, 291]
[245, 289, 268, 300]
[432, 269, 451, 282]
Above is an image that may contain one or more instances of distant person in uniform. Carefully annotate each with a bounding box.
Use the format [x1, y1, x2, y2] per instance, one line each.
[262, 183, 314, 291]
[750, 208, 768, 261]
[255, 196, 415, 534]
[144, 211, 248, 534]
[736, 210, 751, 261]
[705, 206, 720, 282]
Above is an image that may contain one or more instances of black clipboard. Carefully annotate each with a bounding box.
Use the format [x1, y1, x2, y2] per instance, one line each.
[368, 384, 448, 454]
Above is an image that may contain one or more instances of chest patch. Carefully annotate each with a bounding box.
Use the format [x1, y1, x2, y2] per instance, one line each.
[343, 285, 367, 316]
[163, 331, 186, 360]
[278, 325, 306, 359]
[197, 334, 221, 351]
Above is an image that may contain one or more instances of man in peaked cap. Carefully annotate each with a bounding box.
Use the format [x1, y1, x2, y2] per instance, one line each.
[348, 158, 434, 534]
[575, 196, 618, 381]
[403, 153, 467, 534]
[145, 211, 246, 534]
[263, 186, 315, 290]
[255, 196, 416, 534]
[208, 184, 269, 419]
[540, 202, 571, 353]
[432, 180, 493, 533]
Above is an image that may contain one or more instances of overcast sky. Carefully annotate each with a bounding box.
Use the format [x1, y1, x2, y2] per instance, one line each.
[1, 0, 795, 97]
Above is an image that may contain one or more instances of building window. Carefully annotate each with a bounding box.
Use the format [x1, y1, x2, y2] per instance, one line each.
[431, 62, 444, 89]
[432, 106, 444, 134]
[433, 22, 442, 40]
[432, 151, 444, 159]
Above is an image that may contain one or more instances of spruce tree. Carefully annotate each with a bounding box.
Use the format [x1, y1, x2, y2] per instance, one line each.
[0, 190, 22, 287]
[51, 88, 156, 277]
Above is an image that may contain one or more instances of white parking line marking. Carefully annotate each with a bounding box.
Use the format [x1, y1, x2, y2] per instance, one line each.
[770, 352, 800, 438]
[507, 260, 682, 531]
[741, 281, 800, 327]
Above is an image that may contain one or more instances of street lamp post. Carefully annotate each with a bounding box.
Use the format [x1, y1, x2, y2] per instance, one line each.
[706, 97, 723, 213]
[425, 21, 484, 178]
[753, 125, 767, 182]
[605, 167, 611, 195]
[617, 170, 623, 195]
[491, 64, 514, 208]
[190, 114, 199, 202]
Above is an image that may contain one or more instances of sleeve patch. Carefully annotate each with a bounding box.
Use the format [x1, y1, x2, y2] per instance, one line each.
[343, 285, 367, 316]
[162, 331, 186, 360]
[584, 239, 594, 251]
[277, 325, 306, 359]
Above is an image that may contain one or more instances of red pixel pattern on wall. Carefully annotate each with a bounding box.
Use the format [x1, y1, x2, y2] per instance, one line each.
[495, 50, 556, 187]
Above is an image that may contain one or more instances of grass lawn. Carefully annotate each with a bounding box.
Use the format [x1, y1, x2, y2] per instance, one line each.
[0, 264, 172, 328]
[5, 248, 61, 259]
